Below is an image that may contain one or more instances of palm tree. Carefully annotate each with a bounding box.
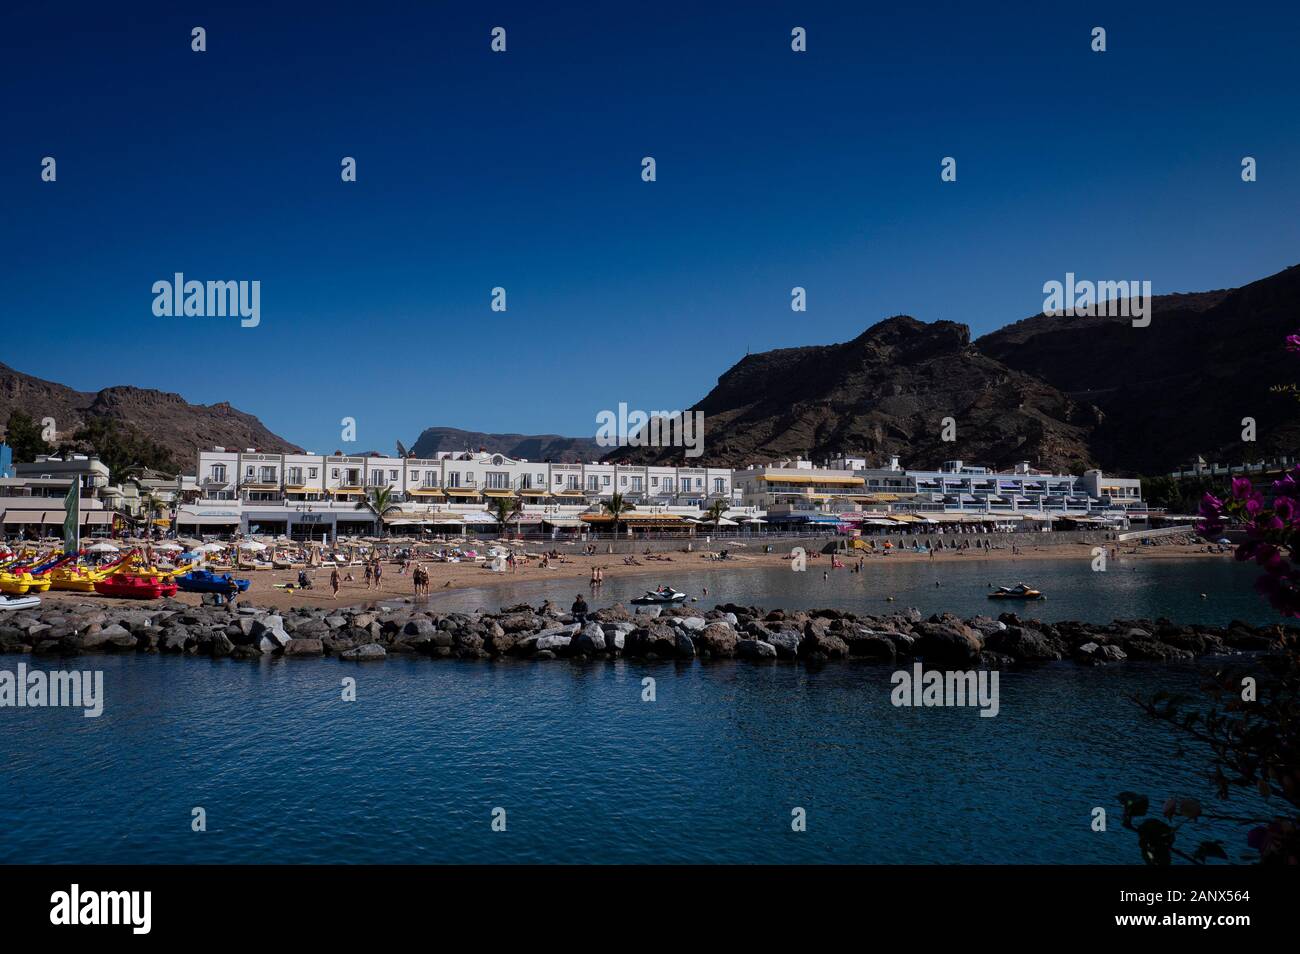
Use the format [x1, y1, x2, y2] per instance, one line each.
[139, 492, 162, 537]
[488, 495, 524, 538]
[356, 486, 401, 539]
[704, 498, 729, 533]
[602, 492, 634, 540]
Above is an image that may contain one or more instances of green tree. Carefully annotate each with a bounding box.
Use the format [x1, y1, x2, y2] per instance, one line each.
[704, 498, 729, 531]
[356, 486, 401, 538]
[601, 492, 633, 539]
[72, 418, 177, 475]
[487, 495, 524, 538]
[4, 410, 52, 463]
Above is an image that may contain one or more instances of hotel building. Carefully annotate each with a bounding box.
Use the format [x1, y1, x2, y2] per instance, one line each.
[175, 445, 1146, 538]
[178, 448, 738, 538]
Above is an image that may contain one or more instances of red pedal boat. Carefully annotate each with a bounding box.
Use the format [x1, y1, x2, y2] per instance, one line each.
[94, 573, 178, 600]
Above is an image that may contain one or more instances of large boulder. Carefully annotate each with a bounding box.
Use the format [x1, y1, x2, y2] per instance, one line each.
[695, 622, 737, 658]
[913, 620, 983, 666]
[767, 629, 802, 659]
[842, 630, 896, 660]
[984, 625, 1064, 662]
[571, 623, 607, 654]
[535, 631, 573, 653]
[81, 624, 137, 652]
[283, 638, 324, 657]
[736, 639, 777, 660]
[799, 619, 849, 659]
[341, 643, 386, 661]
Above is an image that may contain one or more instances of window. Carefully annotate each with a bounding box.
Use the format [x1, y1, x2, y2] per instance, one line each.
[631, 477, 643, 491]
[345, 468, 360, 485]
[587, 476, 600, 490]
[389, 470, 398, 481]
[245, 466, 255, 478]
[555, 475, 563, 485]
[663, 478, 674, 492]
[211, 464, 227, 482]
[536, 473, 544, 484]
[650, 476, 659, 487]
[603, 475, 611, 486]
[713, 478, 725, 493]
[448, 472, 461, 488]
[287, 467, 302, 485]
[423, 472, 439, 488]
[331, 468, 340, 479]
[567, 475, 579, 490]
[410, 470, 420, 481]
[308, 467, 318, 480]
[369, 471, 384, 486]
[486, 472, 509, 489]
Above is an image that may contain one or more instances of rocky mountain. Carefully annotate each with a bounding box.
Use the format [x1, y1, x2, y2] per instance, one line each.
[410, 426, 599, 462]
[612, 316, 1103, 472]
[0, 362, 302, 472]
[612, 264, 1300, 475]
[977, 265, 1300, 473]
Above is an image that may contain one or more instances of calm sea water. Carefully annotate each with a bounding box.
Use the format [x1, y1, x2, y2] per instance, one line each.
[0, 558, 1277, 864]
[435, 554, 1280, 626]
[0, 657, 1267, 865]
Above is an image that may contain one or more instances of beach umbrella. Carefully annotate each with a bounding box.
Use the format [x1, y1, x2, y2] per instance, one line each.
[238, 540, 268, 551]
[86, 542, 120, 553]
[155, 541, 183, 551]
[195, 542, 226, 553]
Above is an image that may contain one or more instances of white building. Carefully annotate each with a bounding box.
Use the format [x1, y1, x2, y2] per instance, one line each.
[179, 447, 739, 538]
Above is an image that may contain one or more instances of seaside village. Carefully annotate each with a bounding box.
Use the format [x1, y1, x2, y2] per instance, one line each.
[0, 446, 1164, 546]
[0, 437, 1196, 596]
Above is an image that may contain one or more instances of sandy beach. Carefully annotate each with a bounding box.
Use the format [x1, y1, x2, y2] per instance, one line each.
[32, 539, 1230, 614]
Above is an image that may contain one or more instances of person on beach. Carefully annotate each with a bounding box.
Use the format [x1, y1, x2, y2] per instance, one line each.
[364, 562, 373, 589]
[572, 594, 588, 624]
[374, 561, 383, 589]
[330, 568, 340, 599]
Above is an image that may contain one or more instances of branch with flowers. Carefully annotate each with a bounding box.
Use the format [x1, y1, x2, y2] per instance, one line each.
[1198, 469, 1300, 617]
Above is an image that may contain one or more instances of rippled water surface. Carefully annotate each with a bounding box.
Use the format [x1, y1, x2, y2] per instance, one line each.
[0, 651, 1264, 864]
[436, 555, 1277, 626]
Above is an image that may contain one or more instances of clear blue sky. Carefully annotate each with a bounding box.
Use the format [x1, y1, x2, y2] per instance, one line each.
[2, 1, 1297, 455]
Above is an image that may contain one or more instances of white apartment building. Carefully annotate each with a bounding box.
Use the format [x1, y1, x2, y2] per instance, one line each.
[179, 447, 738, 537]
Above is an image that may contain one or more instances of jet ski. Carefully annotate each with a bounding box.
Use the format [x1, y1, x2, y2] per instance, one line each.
[988, 582, 1045, 601]
[631, 586, 688, 605]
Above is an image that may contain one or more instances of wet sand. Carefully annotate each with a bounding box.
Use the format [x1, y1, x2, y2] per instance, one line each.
[33, 540, 1228, 614]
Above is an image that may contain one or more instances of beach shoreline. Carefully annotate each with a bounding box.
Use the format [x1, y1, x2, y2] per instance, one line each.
[27, 540, 1229, 615]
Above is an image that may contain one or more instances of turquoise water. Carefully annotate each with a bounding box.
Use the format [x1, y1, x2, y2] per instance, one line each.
[0, 653, 1267, 864]
[434, 555, 1279, 626]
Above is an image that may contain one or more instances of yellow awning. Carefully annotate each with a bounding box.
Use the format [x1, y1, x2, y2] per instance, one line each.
[757, 474, 864, 486]
[555, 490, 586, 497]
[444, 488, 481, 496]
[410, 488, 444, 496]
[482, 490, 515, 498]
[518, 489, 550, 496]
